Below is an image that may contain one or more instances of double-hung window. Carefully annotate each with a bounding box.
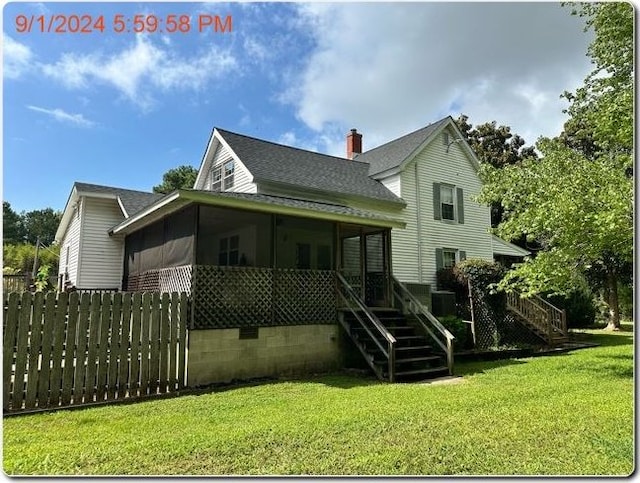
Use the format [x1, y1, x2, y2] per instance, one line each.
[440, 185, 455, 221]
[223, 160, 235, 189]
[211, 166, 222, 191]
[433, 182, 464, 224]
[436, 248, 466, 272]
[210, 159, 235, 191]
[442, 249, 457, 269]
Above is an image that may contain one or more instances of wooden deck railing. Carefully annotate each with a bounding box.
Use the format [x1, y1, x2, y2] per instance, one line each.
[506, 292, 567, 344]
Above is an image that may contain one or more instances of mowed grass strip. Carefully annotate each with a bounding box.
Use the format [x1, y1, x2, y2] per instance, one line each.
[3, 327, 633, 476]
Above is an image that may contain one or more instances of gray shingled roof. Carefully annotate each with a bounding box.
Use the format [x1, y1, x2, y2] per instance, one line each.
[356, 116, 451, 176]
[190, 190, 402, 224]
[74, 182, 165, 217]
[216, 129, 403, 205]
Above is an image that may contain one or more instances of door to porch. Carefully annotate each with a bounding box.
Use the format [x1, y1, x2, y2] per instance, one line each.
[339, 225, 392, 307]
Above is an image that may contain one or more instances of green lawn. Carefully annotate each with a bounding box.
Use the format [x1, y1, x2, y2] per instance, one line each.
[3, 326, 634, 476]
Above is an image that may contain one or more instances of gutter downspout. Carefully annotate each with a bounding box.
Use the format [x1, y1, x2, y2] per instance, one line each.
[414, 162, 423, 283]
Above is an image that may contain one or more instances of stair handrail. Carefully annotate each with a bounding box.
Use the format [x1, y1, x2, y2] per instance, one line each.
[506, 291, 567, 344]
[336, 272, 397, 382]
[391, 277, 455, 375]
[532, 294, 567, 335]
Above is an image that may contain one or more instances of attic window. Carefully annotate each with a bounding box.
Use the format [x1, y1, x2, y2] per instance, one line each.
[211, 166, 222, 191]
[223, 160, 235, 189]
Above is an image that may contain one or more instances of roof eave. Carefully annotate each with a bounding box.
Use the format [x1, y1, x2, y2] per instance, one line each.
[254, 178, 406, 209]
[110, 190, 406, 236]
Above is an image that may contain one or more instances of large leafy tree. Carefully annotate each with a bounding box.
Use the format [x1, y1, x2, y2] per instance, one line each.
[479, 2, 633, 330]
[21, 208, 62, 246]
[153, 165, 198, 194]
[3, 202, 25, 244]
[455, 115, 538, 228]
[455, 115, 537, 169]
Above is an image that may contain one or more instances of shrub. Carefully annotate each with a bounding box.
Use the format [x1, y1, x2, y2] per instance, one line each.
[546, 290, 597, 328]
[439, 315, 470, 350]
[453, 259, 507, 294]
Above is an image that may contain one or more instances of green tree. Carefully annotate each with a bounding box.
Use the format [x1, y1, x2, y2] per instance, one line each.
[21, 208, 62, 246]
[3, 243, 60, 274]
[479, 3, 633, 330]
[455, 115, 537, 169]
[152, 165, 198, 194]
[3, 201, 25, 244]
[455, 115, 538, 228]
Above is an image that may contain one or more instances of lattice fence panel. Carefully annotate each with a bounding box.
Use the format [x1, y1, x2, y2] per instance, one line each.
[192, 266, 273, 329]
[274, 269, 336, 325]
[470, 285, 546, 349]
[124, 266, 193, 294]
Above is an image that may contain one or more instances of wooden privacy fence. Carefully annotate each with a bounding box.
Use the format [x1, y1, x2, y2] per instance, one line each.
[3, 291, 188, 413]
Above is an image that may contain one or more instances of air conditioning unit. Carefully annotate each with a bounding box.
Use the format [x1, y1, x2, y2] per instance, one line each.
[405, 283, 432, 311]
[431, 291, 457, 317]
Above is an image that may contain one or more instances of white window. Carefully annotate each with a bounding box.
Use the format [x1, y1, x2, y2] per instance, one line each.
[442, 249, 457, 269]
[211, 166, 222, 191]
[440, 185, 455, 221]
[223, 160, 235, 189]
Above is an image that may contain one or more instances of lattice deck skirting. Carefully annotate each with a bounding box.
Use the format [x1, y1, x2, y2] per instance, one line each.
[124, 265, 338, 329]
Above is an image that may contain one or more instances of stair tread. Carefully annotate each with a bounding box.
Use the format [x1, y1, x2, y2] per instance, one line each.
[397, 355, 442, 362]
[394, 366, 449, 377]
[396, 345, 433, 351]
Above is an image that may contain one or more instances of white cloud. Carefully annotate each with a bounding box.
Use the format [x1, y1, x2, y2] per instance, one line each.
[41, 35, 237, 110]
[26, 105, 95, 127]
[284, 3, 593, 153]
[3, 35, 34, 79]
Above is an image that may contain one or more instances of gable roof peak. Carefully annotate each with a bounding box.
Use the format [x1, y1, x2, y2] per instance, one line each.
[356, 116, 461, 175]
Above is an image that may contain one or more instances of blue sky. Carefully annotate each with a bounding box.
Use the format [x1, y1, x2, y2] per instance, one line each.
[3, 2, 593, 213]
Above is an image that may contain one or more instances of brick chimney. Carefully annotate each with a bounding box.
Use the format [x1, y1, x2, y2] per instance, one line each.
[346, 128, 362, 160]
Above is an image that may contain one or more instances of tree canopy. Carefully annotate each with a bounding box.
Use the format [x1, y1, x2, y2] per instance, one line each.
[455, 115, 537, 228]
[3, 203, 61, 246]
[152, 165, 198, 194]
[3, 202, 24, 244]
[478, 2, 633, 329]
[455, 115, 537, 168]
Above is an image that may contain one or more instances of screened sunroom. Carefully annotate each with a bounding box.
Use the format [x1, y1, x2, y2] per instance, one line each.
[110, 190, 404, 330]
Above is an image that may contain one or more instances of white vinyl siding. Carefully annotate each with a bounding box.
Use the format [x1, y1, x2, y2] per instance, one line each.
[77, 197, 126, 289]
[379, 174, 401, 197]
[203, 143, 256, 193]
[58, 198, 83, 287]
[390, 126, 493, 286]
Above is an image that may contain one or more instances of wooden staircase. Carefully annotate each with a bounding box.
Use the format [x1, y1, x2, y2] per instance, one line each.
[341, 308, 450, 382]
[336, 273, 454, 383]
[506, 292, 568, 346]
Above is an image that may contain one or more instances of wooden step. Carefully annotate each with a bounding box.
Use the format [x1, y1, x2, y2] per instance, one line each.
[393, 366, 449, 378]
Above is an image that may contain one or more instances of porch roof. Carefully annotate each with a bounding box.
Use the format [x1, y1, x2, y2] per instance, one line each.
[109, 189, 406, 236]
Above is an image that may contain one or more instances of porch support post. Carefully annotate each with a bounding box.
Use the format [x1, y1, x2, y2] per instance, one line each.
[359, 227, 366, 302]
[271, 214, 277, 325]
[385, 229, 393, 308]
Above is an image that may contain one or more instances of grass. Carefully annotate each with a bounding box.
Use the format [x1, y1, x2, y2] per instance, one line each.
[3, 326, 634, 476]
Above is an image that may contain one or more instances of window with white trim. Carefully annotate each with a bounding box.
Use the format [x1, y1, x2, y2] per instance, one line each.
[440, 185, 455, 221]
[223, 160, 235, 189]
[434, 182, 464, 224]
[211, 166, 222, 191]
[442, 249, 457, 269]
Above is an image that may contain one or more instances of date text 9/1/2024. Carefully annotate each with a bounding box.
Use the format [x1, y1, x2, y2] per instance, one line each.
[14, 14, 233, 34]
